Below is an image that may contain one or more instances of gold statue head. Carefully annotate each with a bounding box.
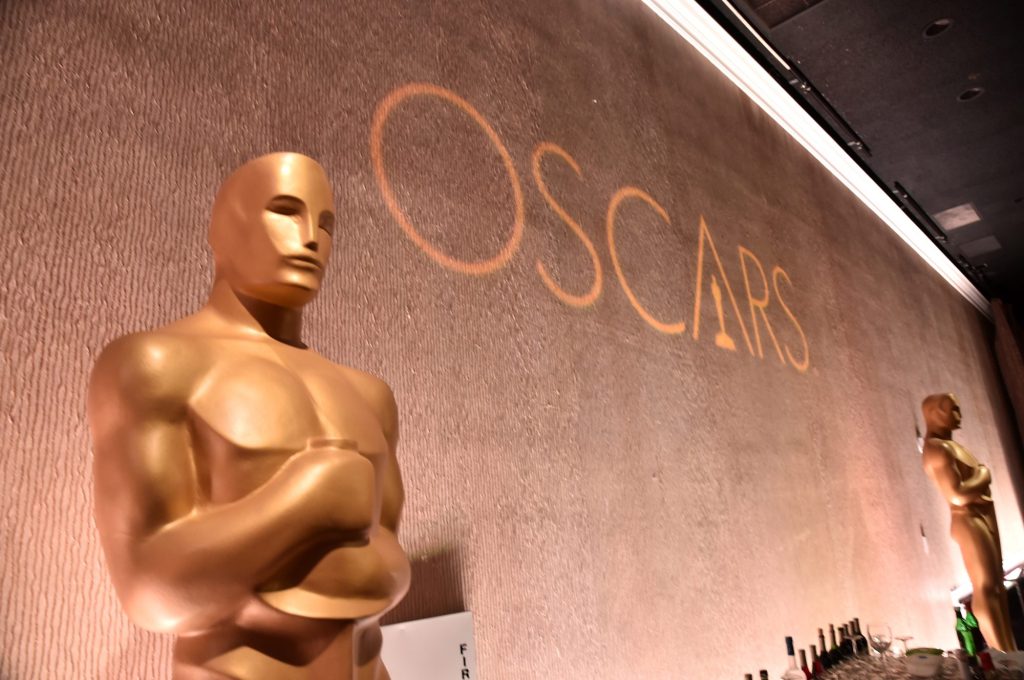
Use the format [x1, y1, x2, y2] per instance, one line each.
[209, 152, 336, 308]
[922, 392, 962, 432]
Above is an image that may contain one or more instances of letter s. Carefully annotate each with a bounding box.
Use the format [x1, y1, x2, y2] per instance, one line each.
[771, 265, 809, 373]
[531, 142, 602, 307]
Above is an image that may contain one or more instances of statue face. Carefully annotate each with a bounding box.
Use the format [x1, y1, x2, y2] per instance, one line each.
[924, 393, 962, 432]
[947, 396, 962, 430]
[210, 153, 336, 308]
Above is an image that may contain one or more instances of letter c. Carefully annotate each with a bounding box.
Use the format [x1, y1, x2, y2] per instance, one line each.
[606, 187, 686, 334]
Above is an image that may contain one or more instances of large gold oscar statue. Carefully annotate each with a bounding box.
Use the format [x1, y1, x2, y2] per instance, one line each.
[921, 393, 1016, 651]
[88, 153, 410, 679]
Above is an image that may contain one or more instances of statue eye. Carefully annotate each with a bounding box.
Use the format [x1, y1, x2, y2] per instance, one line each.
[266, 196, 303, 217]
[319, 211, 335, 236]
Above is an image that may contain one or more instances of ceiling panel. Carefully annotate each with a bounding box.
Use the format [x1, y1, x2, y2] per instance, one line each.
[734, 0, 1024, 304]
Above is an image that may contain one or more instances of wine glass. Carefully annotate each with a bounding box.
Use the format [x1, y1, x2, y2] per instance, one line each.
[894, 635, 913, 658]
[868, 624, 893, 677]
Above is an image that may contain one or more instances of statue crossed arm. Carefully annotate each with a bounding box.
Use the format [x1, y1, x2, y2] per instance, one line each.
[89, 153, 410, 679]
[89, 334, 401, 633]
[922, 440, 991, 508]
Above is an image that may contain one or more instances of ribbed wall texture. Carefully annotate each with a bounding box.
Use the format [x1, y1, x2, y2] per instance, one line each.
[994, 301, 1024, 448]
[1, 1, 1022, 678]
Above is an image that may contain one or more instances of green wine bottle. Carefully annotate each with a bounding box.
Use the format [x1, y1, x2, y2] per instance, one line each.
[963, 605, 986, 651]
[955, 606, 977, 656]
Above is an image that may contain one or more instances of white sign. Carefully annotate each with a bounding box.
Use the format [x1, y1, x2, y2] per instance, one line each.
[382, 611, 478, 679]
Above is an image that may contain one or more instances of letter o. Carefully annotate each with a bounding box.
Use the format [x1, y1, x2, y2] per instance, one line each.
[606, 187, 687, 335]
[370, 83, 525, 276]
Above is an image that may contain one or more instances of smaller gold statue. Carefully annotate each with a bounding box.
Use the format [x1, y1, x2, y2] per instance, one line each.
[922, 393, 1017, 651]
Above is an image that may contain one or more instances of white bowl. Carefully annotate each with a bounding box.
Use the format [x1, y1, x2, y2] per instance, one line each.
[905, 653, 943, 678]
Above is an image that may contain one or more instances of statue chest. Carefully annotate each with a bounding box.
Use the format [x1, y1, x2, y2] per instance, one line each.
[186, 346, 388, 502]
[949, 441, 981, 472]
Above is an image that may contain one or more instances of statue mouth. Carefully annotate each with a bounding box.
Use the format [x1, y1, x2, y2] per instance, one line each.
[285, 255, 322, 270]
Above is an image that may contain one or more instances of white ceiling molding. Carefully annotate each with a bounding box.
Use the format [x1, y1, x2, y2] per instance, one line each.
[641, 0, 991, 317]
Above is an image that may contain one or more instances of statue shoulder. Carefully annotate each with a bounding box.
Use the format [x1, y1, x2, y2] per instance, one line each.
[89, 330, 203, 417]
[921, 437, 955, 467]
[337, 365, 399, 442]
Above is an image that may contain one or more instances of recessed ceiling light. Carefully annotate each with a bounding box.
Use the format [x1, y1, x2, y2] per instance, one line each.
[958, 87, 985, 102]
[923, 18, 954, 38]
[932, 202, 981, 230]
[960, 236, 1001, 258]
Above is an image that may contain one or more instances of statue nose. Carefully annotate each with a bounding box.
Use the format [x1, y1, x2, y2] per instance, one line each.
[299, 215, 318, 251]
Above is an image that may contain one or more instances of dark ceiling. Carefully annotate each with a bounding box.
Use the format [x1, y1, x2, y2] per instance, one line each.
[703, 0, 1024, 308]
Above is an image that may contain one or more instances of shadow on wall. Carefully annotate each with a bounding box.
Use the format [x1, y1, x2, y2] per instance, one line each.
[993, 300, 1024, 520]
[383, 547, 467, 625]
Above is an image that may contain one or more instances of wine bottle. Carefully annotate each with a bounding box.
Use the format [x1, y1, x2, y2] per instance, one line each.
[956, 606, 977, 656]
[967, 653, 986, 680]
[853, 618, 868, 655]
[799, 649, 811, 680]
[979, 651, 995, 678]
[810, 644, 824, 677]
[817, 629, 829, 669]
[846, 620, 860, 656]
[964, 604, 987, 652]
[782, 637, 806, 680]
[759, 670, 769, 680]
[744, 674, 753, 680]
[828, 624, 840, 666]
[838, 625, 851, 660]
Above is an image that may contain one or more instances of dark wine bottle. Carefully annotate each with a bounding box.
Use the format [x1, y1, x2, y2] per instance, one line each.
[853, 618, 868, 655]
[846, 620, 858, 656]
[799, 649, 811, 680]
[979, 651, 996, 679]
[838, 625, 852, 660]
[759, 670, 769, 680]
[810, 644, 824, 678]
[967, 653, 986, 680]
[828, 624, 840, 666]
[817, 629, 830, 669]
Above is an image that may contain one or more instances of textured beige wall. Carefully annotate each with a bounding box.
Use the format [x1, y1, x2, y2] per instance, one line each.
[1, 0, 1022, 678]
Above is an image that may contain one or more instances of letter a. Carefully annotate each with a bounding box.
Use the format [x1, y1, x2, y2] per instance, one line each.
[691, 216, 753, 354]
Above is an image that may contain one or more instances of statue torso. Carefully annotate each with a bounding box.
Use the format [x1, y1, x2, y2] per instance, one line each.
[934, 438, 994, 510]
[188, 338, 390, 501]
[164, 326, 410, 621]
